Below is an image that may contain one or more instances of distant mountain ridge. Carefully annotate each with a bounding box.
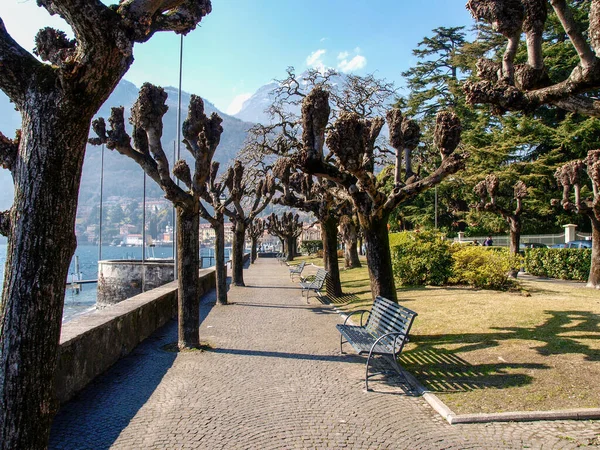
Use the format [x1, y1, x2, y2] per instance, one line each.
[0, 80, 255, 210]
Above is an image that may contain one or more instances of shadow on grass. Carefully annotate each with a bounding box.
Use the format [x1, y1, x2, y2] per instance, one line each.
[414, 310, 600, 361]
[401, 346, 541, 392]
[405, 309, 600, 393]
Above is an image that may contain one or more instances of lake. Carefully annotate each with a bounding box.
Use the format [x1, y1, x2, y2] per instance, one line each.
[0, 244, 228, 323]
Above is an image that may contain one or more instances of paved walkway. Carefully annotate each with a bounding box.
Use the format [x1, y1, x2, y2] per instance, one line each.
[49, 259, 600, 449]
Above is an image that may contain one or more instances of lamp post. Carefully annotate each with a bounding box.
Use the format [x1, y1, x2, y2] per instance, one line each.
[434, 185, 438, 229]
[174, 33, 184, 280]
[98, 143, 105, 261]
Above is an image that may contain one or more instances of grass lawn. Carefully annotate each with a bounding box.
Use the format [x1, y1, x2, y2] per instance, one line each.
[295, 255, 600, 414]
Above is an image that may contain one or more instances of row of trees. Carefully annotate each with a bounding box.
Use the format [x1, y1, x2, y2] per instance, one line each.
[2, 0, 600, 447]
[0, 1, 213, 448]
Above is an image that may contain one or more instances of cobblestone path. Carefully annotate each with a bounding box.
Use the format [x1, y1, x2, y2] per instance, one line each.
[49, 258, 600, 449]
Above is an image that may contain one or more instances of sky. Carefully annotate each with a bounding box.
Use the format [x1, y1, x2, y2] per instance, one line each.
[1, 0, 475, 115]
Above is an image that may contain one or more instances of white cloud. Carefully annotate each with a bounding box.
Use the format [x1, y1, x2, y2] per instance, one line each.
[338, 55, 367, 73]
[337, 51, 349, 60]
[226, 93, 252, 115]
[320, 37, 328, 43]
[306, 49, 327, 70]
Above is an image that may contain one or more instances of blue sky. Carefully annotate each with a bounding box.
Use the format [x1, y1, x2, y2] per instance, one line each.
[2, 0, 474, 114]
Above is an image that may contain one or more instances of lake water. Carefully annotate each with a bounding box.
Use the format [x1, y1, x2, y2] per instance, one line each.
[0, 244, 227, 323]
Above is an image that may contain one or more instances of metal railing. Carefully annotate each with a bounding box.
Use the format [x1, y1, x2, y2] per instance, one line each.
[454, 232, 592, 247]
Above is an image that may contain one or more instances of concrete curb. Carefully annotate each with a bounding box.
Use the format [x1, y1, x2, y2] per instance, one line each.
[401, 365, 600, 424]
[331, 303, 600, 425]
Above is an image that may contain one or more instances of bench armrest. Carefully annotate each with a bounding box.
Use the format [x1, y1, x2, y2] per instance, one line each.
[370, 331, 408, 355]
[343, 309, 371, 326]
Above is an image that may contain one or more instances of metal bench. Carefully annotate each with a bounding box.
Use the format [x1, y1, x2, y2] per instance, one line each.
[287, 261, 306, 280]
[276, 252, 287, 264]
[337, 296, 417, 391]
[299, 268, 327, 302]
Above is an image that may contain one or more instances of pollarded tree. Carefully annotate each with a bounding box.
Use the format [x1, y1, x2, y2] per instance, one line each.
[265, 213, 302, 261]
[0, 3, 211, 448]
[299, 88, 464, 301]
[224, 161, 275, 287]
[90, 83, 223, 347]
[464, 0, 600, 117]
[554, 151, 600, 288]
[473, 174, 528, 276]
[272, 158, 347, 297]
[249, 218, 265, 263]
[339, 215, 362, 269]
[198, 162, 230, 305]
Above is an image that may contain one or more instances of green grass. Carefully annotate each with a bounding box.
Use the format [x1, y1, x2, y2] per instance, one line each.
[295, 254, 600, 414]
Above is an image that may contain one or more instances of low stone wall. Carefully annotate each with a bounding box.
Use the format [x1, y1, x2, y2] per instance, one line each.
[97, 259, 175, 308]
[55, 267, 217, 404]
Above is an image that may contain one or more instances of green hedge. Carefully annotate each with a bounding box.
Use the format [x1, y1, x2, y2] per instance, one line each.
[300, 240, 323, 255]
[391, 231, 453, 286]
[523, 248, 591, 281]
[449, 246, 521, 290]
[390, 232, 520, 290]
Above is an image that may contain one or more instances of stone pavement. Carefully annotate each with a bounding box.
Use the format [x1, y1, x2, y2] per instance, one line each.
[49, 259, 600, 449]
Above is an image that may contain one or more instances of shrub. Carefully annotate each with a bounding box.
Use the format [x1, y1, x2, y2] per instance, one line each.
[449, 246, 520, 289]
[391, 231, 453, 286]
[524, 248, 591, 281]
[301, 240, 323, 255]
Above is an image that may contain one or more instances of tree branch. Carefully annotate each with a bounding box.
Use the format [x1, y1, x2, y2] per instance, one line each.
[118, 0, 212, 42]
[0, 17, 44, 105]
[550, 0, 596, 68]
[36, 0, 115, 53]
[0, 130, 19, 173]
[0, 209, 10, 237]
[384, 152, 466, 212]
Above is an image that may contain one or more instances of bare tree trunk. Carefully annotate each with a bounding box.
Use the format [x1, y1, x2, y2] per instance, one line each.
[345, 241, 361, 268]
[588, 219, 600, 289]
[214, 215, 227, 305]
[0, 102, 87, 449]
[285, 236, 295, 261]
[231, 221, 246, 286]
[321, 217, 343, 297]
[341, 219, 361, 268]
[358, 235, 364, 255]
[251, 237, 258, 263]
[176, 202, 200, 349]
[363, 215, 397, 302]
[508, 217, 521, 278]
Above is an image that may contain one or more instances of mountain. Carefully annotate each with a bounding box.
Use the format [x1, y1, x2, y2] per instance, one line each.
[0, 80, 255, 210]
[233, 80, 281, 125]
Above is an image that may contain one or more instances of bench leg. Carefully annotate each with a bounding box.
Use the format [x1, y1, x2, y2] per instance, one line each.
[365, 349, 375, 391]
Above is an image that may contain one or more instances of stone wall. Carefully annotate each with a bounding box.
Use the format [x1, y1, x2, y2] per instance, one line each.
[97, 259, 175, 308]
[55, 267, 217, 404]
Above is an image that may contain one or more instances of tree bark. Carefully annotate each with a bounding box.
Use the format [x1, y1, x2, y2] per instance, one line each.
[176, 202, 200, 349]
[344, 240, 362, 268]
[321, 217, 343, 297]
[588, 219, 600, 289]
[285, 236, 296, 261]
[214, 215, 227, 305]
[231, 221, 246, 286]
[251, 237, 259, 263]
[363, 215, 397, 302]
[508, 217, 521, 278]
[0, 98, 87, 449]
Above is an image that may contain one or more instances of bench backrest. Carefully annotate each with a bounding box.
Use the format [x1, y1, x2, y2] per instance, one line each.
[312, 268, 327, 288]
[365, 296, 417, 341]
[291, 261, 305, 271]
